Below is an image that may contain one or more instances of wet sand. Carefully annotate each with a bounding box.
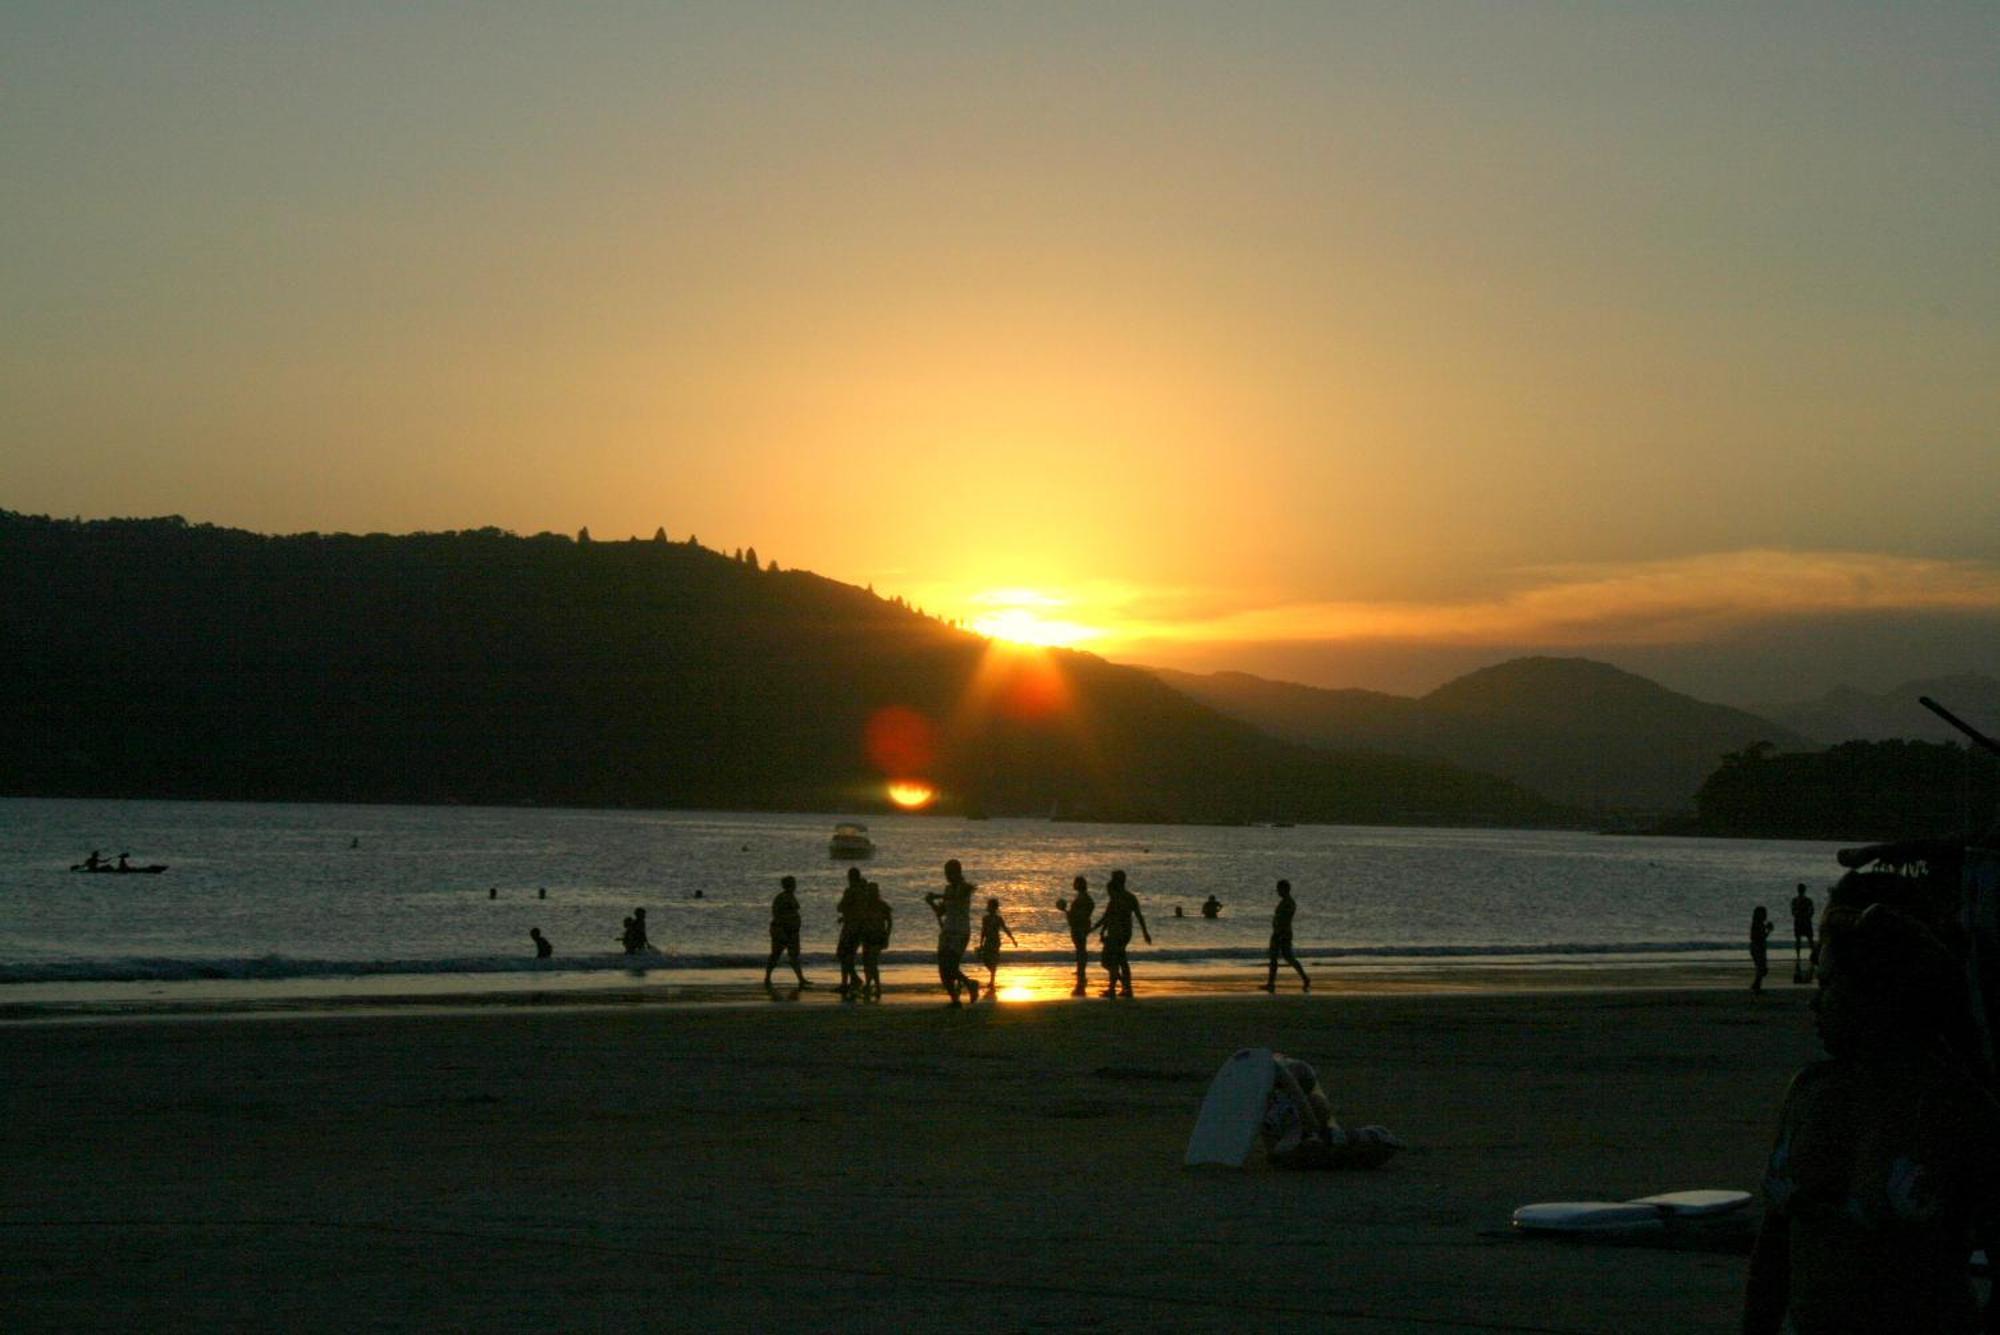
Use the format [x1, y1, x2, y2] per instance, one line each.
[0, 983, 1826, 1332]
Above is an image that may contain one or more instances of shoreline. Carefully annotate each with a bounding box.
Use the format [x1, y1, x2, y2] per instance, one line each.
[0, 956, 1775, 1024]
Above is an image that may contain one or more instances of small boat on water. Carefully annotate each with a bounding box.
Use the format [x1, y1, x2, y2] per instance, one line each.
[828, 822, 874, 859]
[70, 861, 168, 875]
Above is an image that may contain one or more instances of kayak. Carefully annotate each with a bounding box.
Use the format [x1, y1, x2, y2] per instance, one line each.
[70, 863, 168, 874]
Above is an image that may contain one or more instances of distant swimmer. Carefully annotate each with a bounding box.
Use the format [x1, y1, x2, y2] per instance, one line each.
[764, 875, 809, 988]
[529, 927, 553, 959]
[976, 896, 1019, 995]
[1261, 880, 1309, 993]
[621, 907, 651, 955]
[1090, 869, 1150, 999]
[692, 889, 704, 899]
[1059, 876, 1095, 997]
[923, 859, 979, 1005]
[1201, 895, 1222, 920]
[350, 837, 360, 850]
[538, 886, 547, 900]
[1174, 905, 1184, 918]
[488, 885, 497, 900]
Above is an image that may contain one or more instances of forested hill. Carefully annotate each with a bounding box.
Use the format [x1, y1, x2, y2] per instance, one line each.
[0, 513, 1553, 825]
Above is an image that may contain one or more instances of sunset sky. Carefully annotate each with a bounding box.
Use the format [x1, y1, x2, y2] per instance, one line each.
[5, 3, 1996, 704]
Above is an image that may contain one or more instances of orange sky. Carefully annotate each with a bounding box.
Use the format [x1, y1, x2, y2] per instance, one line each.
[3, 4, 1996, 701]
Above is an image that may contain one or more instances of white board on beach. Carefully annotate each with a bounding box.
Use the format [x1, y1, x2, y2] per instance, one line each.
[1626, 1189, 1751, 1217]
[1511, 1201, 1668, 1236]
[1185, 1047, 1276, 1168]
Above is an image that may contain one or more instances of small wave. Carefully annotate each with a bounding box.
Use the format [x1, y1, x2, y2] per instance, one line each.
[0, 940, 1738, 986]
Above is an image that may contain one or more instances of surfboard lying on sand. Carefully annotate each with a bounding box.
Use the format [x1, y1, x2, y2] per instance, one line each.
[1512, 1189, 1751, 1236]
[1184, 1047, 1276, 1168]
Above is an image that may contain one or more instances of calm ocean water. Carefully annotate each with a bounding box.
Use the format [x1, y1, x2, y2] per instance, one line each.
[0, 798, 1848, 1002]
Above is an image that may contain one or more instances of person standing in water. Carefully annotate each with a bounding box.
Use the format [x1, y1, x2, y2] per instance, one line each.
[764, 875, 809, 988]
[1790, 884, 1818, 983]
[1090, 869, 1150, 998]
[923, 859, 979, 1005]
[1261, 879, 1310, 993]
[1059, 876, 1095, 997]
[976, 897, 1019, 996]
[834, 866, 866, 997]
[529, 927, 552, 959]
[857, 880, 892, 1001]
[1749, 905, 1774, 993]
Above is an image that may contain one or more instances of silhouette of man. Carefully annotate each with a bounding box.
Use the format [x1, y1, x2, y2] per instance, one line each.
[529, 927, 553, 959]
[765, 875, 809, 988]
[1790, 884, 1817, 982]
[1262, 879, 1310, 993]
[1060, 876, 1095, 997]
[1090, 869, 1150, 998]
[923, 859, 979, 1005]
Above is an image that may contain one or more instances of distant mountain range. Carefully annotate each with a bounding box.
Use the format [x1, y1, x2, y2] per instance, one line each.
[1757, 675, 2000, 747]
[1153, 658, 1812, 812]
[0, 512, 1551, 826]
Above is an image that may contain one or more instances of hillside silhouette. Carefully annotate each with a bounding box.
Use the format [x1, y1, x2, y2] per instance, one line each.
[1154, 658, 1812, 813]
[1690, 738, 1999, 842]
[1759, 674, 2000, 746]
[0, 512, 1552, 825]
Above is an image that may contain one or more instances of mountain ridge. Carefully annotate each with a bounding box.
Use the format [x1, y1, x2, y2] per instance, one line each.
[1154, 657, 1812, 812]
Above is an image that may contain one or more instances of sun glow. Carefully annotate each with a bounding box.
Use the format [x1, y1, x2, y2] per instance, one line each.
[967, 590, 1103, 648]
[886, 780, 937, 810]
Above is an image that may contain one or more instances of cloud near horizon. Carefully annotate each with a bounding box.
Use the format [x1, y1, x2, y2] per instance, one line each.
[1103, 550, 2000, 651]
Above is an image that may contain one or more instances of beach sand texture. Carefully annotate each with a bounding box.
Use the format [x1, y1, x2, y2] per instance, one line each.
[3, 988, 1820, 1332]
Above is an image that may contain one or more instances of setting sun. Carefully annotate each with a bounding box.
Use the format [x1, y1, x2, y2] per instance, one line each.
[885, 780, 936, 810]
[967, 590, 1103, 649]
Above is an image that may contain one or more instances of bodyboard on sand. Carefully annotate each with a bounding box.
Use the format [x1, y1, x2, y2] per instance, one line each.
[1185, 1047, 1276, 1168]
[1626, 1189, 1751, 1217]
[1511, 1202, 1668, 1236]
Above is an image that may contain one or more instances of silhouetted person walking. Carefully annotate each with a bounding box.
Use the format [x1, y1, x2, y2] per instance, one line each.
[1743, 904, 2000, 1334]
[924, 859, 979, 1005]
[1261, 879, 1310, 993]
[1790, 883, 1817, 983]
[765, 875, 808, 988]
[1059, 876, 1095, 997]
[1091, 869, 1150, 998]
[976, 896, 1018, 994]
[835, 866, 866, 997]
[529, 927, 552, 959]
[857, 880, 892, 1000]
[1749, 905, 1773, 993]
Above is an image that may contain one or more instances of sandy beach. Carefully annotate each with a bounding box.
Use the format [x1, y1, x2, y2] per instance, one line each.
[2, 983, 1828, 1332]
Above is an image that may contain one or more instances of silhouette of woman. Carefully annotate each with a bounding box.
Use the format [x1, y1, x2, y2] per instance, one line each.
[1750, 905, 1774, 993]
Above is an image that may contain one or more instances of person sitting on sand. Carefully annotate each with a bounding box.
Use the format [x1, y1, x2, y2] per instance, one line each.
[529, 927, 552, 959]
[1742, 903, 2000, 1335]
[857, 880, 892, 1001]
[1090, 869, 1150, 999]
[1262, 1054, 1406, 1170]
[835, 866, 866, 997]
[1750, 905, 1773, 993]
[764, 875, 808, 988]
[976, 897, 1018, 995]
[1261, 879, 1310, 993]
[923, 859, 979, 1005]
[1201, 895, 1222, 920]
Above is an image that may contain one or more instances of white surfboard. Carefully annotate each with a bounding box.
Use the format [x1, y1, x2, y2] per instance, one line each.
[1511, 1201, 1668, 1235]
[1626, 1189, 1751, 1217]
[1184, 1047, 1277, 1168]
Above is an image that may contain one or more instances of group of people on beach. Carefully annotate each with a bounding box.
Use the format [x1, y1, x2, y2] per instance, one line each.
[1748, 883, 1821, 993]
[758, 862, 1312, 1003]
